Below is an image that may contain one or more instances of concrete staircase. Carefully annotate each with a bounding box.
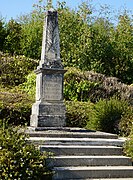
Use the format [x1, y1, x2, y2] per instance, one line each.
[27, 127, 133, 179]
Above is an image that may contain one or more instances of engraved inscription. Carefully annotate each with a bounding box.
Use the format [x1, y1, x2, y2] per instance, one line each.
[43, 74, 62, 100]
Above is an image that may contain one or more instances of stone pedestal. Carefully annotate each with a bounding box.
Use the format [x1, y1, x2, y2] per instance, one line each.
[30, 68, 66, 127]
[30, 9, 66, 127]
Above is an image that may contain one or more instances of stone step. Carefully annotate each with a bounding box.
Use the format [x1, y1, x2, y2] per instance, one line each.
[40, 145, 123, 156]
[69, 178, 133, 180]
[52, 166, 133, 179]
[27, 127, 118, 139]
[29, 137, 125, 147]
[27, 128, 133, 179]
[47, 155, 132, 167]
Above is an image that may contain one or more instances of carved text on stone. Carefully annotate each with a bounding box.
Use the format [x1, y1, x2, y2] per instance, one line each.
[43, 74, 62, 101]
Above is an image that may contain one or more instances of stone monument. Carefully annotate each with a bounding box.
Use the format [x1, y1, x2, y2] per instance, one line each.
[30, 4, 66, 127]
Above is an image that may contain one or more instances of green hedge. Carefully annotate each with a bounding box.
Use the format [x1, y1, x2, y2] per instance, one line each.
[19, 71, 36, 98]
[0, 87, 93, 128]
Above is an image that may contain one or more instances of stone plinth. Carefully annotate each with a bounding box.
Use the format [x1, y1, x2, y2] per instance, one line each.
[30, 68, 66, 127]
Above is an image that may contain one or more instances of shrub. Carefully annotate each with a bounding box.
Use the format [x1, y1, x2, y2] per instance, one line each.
[19, 71, 36, 98]
[64, 67, 101, 102]
[0, 126, 52, 180]
[0, 52, 38, 86]
[119, 106, 133, 136]
[86, 97, 129, 134]
[65, 101, 94, 128]
[0, 87, 33, 126]
[124, 126, 133, 161]
[64, 68, 133, 103]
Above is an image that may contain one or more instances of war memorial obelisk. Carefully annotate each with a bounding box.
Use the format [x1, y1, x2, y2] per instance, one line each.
[30, 3, 66, 127]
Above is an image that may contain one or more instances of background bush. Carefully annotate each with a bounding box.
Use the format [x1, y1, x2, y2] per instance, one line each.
[86, 97, 129, 134]
[1, 66, 133, 134]
[119, 106, 133, 136]
[64, 67, 133, 103]
[0, 87, 33, 126]
[66, 101, 94, 128]
[64, 68, 100, 102]
[19, 71, 36, 98]
[0, 52, 38, 86]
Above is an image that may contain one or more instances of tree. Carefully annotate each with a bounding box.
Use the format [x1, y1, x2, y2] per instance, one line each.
[19, 10, 44, 59]
[4, 19, 22, 55]
[2, 0, 132, 84]
[89, 18, 115, 75]
[58, 2, 92, 69]
[112, 13, 133, 84]
[0, 18, 6, 51]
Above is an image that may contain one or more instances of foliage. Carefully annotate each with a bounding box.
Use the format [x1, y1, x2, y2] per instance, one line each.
[4, 19, 22, 55]
[64, 68, 99, 101]
[19, 11, 44, 59]
[86, 97, 129, 134]
[119, 106, 133, 136]
[0, 52, 38, 86]
[111, 13, 133, 84]
[18, 67, 133, 104]
[58, 2, 92, 69]
[0, 126, 52, 180]
[0, 18, 6, 51]
[124, 127, 133, 161]
[0, 1, 133, 83]
[0, 87, 33, 126]
[19, 71, 36, 98]
[64, 67, 133, 103]
[65, 101, 94, 128]
[89, 18, 115, 75]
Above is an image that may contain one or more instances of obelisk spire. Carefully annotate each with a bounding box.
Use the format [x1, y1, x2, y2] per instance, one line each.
[39, 0, 62, 69]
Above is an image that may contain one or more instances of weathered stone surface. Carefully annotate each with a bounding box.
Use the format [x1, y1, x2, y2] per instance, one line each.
[26, 127, 133, 179]
[40, 9, 62, 69]
[30, 8, 66, 127]
[35, 73, 64, 102]
[52, 166, 133, 179]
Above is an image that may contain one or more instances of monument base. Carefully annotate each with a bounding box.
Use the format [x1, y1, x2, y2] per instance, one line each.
[30, 101, 66, 127]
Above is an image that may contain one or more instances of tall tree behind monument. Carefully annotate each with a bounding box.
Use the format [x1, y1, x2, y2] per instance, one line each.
[30, 5, 66, 127]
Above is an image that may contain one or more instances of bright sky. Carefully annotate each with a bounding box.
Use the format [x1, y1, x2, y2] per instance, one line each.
[0, 0, 133, 21]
